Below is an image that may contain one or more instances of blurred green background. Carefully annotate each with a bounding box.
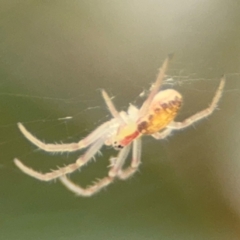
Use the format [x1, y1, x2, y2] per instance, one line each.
[1, 1, 240, 239]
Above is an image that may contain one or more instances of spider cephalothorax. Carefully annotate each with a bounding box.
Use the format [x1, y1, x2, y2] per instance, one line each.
[14, 55, 225, 196]
[112, 123, 139, 149]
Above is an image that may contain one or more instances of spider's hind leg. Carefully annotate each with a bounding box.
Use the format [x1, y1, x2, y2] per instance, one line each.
[139, 54, 173, 117]
[169, 75, 226, 130]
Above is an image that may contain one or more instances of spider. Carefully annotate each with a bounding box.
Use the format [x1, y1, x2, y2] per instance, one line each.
[14, 55, 225, 197]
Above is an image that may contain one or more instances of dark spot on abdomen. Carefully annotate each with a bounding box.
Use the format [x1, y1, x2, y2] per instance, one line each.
[137, 121, 148, 133]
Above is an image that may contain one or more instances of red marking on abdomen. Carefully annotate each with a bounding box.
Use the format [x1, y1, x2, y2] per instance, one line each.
[121, 130, 140, 146]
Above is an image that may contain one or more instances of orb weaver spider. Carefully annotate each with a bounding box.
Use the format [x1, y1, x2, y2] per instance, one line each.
[14, 55, 225, 197]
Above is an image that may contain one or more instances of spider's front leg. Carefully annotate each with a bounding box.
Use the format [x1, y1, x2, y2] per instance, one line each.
[59, 139, 142, 196]
[14, 136, 107, 181]
[60, 175, 114, 197]
[117, 138, 142, 180]
[17, 118, 118, 153]
[59, 145, 132, 196]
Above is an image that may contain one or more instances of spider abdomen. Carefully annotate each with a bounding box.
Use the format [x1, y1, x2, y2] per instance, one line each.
[138, 89, 182, 134]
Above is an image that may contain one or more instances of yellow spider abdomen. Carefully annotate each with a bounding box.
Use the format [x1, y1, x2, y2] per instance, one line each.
[138, 89, 182, 134]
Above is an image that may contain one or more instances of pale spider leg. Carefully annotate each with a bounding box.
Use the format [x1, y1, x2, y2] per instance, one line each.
[116, 129, 170, 181]
[118, 138, 142, 180]
[108, 144, 131, 177]
[17, 119, 118, 153]
[101, 89, 125, 125]
[14, 136, 107, 181]
[59, 175, 114, 197]
[151, 127, 173, 140]
[168, 75, 226, 130]
[59, 146, 131, 196]
[117, 133, 170, 180]
[139, 54, 173, 117]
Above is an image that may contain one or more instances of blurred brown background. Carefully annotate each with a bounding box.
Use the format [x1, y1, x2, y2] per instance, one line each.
[0, 1, 240, 239]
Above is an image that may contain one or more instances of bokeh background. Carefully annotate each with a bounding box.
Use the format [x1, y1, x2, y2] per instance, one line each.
[1, 1, 240, 239]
